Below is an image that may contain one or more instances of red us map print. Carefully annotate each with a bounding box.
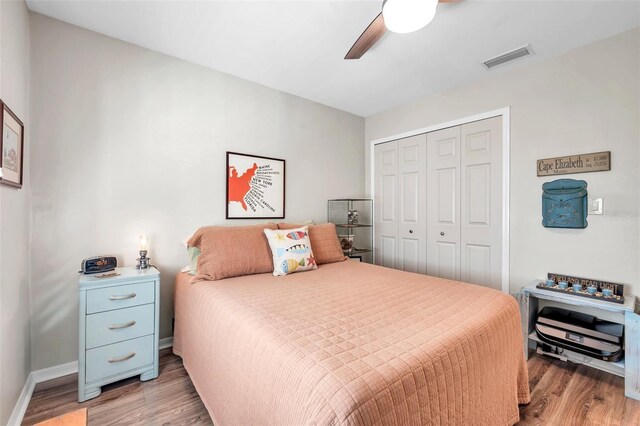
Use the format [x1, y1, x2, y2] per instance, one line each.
[228, 163, 258, 211]
[226, 152, 284, 218]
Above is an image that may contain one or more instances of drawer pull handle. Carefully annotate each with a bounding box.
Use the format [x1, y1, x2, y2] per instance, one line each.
[108, 320, 136, 330]
[108, 352, 136, 363]
[109, 292, 136, 301]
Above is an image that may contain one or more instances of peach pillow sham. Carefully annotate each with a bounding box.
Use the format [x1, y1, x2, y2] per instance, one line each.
[277, 223, 347, 265]
[188, 223, 278, 281]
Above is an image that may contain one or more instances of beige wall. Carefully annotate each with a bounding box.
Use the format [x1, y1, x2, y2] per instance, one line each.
[29, 13, 365, 370]
[365, 28, 640, 296]
[13, 4, 640, 391]
[0, 0, 31, 424]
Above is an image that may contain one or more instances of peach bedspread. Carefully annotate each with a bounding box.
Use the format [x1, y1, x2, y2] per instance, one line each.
[174, 261, 530, 425]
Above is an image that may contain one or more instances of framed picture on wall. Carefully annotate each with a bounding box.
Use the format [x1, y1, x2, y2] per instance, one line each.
[226, 151, 285, 219]
[0, 101, 24, 189]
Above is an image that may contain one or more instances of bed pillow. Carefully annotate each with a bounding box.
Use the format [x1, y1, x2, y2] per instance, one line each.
[183, 229, 202, 275]
[187, 223, 278, 281]
[187, 246, 201, 276]
[264, 226, 318, 276]
[277, 223, 347, 265]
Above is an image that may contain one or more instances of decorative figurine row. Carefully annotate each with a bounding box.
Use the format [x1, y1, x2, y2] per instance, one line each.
[536, 274, 625, 304]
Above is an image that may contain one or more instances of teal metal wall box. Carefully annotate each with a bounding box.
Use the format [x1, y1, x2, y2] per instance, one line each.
[542, 178, 588, 229]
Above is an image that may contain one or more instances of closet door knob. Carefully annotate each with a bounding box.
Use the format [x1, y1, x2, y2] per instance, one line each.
[409, 229, 413, 234]
[440, 232, 445, 236]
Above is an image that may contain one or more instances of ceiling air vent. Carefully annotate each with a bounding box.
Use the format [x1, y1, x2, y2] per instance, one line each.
[483, 45, 534, 70]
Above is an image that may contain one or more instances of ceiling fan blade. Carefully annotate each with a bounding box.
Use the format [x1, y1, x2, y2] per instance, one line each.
[345, 0, 457, 60]
[344, 13, 386, 60]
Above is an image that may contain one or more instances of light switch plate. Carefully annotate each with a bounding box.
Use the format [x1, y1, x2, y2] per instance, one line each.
[588, 197, 603, 215]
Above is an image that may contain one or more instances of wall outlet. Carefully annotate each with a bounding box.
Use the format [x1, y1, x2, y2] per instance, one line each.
[589, 197, 604, 215]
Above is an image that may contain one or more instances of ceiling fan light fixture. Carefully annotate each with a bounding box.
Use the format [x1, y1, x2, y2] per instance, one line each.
[382, 0, 438, 34]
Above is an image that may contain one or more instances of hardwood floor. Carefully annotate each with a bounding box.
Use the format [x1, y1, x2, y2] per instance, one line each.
[23, 349, 213, 425]
[517, 355, 640, 426]
[23, 349, 640, 425]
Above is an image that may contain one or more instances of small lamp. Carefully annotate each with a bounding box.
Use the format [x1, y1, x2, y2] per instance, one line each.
[136, 234, 150, 269]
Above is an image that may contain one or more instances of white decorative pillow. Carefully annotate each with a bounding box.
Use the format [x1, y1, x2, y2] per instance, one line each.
[264, 226, 318, 276]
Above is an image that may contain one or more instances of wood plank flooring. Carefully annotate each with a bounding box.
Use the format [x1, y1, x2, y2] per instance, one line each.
[23, 349, 212, 425]
[517, 355, 640, 425]
[23, 349, 640, 425]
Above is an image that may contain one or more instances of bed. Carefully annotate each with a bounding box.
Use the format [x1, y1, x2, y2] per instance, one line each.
[173, 260, 530, 425]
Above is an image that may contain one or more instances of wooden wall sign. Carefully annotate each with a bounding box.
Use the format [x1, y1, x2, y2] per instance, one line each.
[547, 273, 624, 297]
[537, 151, 610, 177]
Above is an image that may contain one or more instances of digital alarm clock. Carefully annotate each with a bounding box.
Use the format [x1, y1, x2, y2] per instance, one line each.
[79, 256, 117, 274]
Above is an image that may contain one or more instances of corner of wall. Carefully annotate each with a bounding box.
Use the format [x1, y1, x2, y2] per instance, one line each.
[0, 0, 32, 424]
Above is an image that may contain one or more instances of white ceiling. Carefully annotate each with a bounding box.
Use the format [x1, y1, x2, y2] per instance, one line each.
[26, 0, 640, 117]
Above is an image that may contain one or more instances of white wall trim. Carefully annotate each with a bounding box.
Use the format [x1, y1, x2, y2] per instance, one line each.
[368, 107, 511, 294]
[31, 360, 79, 384]
[8, 338, 174, 425]
[7, 374, 35, 426]
[7, 360, 79, 426]
[159, 336, 174, 350]
[501, 108, 511, 296]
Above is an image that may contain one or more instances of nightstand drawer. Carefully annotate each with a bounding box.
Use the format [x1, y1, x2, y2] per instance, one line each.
[86, 282, 155, 314]
[86, 304, 155, 349]
[85, 335, 154, 383]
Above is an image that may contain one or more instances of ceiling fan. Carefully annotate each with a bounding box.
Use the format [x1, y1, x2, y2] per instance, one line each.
[345, 0, 456, 60]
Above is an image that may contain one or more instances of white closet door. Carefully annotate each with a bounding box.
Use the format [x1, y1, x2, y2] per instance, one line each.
[398, 135, 427, 274]
[426, 126, 461, 280]
[374, 141, 399, 268]
[460, 117, 503, 290]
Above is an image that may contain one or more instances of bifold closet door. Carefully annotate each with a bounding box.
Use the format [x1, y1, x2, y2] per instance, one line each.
[426, 126, 461, 280]
[374, 141, 398, 268]
[397, 135, 427, 274]
[375, 116, 503, 289]
[460, 117, 502, 290]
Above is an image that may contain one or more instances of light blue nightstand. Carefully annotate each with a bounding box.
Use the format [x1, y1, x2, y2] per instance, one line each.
[78, 266, 160, 402]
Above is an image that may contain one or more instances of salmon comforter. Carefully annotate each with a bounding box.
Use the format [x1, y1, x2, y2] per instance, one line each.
[173, 261, 530, 425]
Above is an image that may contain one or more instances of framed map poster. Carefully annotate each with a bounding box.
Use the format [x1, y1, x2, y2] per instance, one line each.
[226, 152, 285, 219]
[0, 101, 24, 189]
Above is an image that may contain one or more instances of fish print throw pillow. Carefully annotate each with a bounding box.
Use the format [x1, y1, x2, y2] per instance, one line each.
[264, 226, 318, 276]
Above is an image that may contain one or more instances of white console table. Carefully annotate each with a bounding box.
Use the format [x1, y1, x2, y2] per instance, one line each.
[519, 281, 640, 401]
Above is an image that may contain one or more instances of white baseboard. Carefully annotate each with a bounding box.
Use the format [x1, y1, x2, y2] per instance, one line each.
[32, 360, 79, 383]
[159, 336, 174, 350]
[8, 338, 173, 425]
[7, 374, 35, 426]
[7, 361, 79, 426]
